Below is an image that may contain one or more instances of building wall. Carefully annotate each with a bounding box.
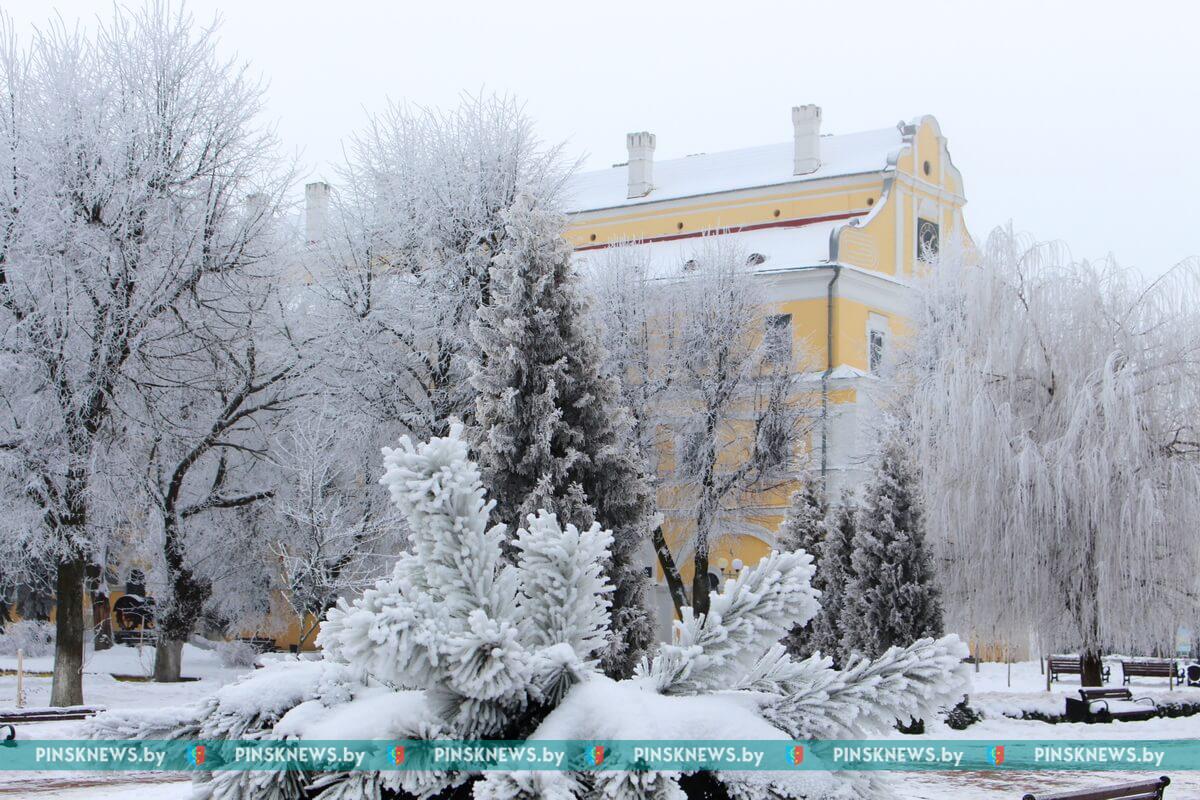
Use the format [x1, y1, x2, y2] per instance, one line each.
[567, 116, 969, 598]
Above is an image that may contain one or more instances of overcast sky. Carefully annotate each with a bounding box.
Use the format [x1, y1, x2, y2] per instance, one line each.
[6, 0, 1198, 275]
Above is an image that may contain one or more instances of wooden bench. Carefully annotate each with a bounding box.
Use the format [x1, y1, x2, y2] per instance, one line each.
[0, 706, 105, 723]
[112, 628, 157, 646]
[1121, 659, 1177, 689]
[1048, 655, 1110, 684]
[238, 636, 278, 653]
[1022, 775, 1170, 800]
[1065, 688, 1157, 723]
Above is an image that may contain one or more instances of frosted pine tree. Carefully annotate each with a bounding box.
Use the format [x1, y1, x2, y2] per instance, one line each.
[811, 501, 857, 667]
[471, 195, 655, 677]
[844, 442, 943, 660]
[90, 425, 972, 800]
[778, 483, 828, 659]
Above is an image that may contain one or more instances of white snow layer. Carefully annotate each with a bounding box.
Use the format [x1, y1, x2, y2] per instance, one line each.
[564, 127, 903, 212]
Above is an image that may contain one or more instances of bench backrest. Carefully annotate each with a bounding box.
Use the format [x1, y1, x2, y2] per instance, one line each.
[1049, 656, 1083, 669]
[1122, 661, 1173, 675]
[1022, 775, 1170, 800]
[1079, 688, 1131, 701]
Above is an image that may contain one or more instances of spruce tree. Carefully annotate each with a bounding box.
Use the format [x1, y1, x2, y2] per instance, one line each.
[471, 195, 655, 677]
[778, 482, 827, 659]
[845, 442, 944, 660]
[811, 499, 857, 667]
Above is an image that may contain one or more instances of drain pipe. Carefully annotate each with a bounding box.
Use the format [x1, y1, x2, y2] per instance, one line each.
[819, 264, 842, 495]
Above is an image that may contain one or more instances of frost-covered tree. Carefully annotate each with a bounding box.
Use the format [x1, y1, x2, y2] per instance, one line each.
[809, 501, 857, 667]
[779, 482, 828, 659]
[590, 239, 816, 617]
[843, 442, 943, 660]
[0, 5, 283, 704]
[267, 410, 406, 651]
[657, 242, 816, 618]
[907, 227, 1200, 685]
[584, 245, 687, 613]
[310, 93, 570, 442]
[90, 424, 970, 800]
[471, 196, 654, 676]
[128, 288, 306, 682]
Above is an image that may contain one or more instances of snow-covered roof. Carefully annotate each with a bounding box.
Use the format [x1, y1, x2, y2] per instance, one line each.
[572, 222, 841, 279]
[565, 126, 904, 213]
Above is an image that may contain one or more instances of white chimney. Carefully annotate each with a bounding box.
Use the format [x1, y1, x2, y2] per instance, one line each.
[246, 192, 269, 222]
[792, 105, 822, 175]
[626, 132, 655, 199]
[305, 181, 330, 243]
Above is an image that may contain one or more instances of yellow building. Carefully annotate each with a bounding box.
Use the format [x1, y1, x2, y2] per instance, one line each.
[563, 106, 968, 615]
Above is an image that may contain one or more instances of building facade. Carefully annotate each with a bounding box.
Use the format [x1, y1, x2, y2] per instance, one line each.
[563, 107, 969, 606]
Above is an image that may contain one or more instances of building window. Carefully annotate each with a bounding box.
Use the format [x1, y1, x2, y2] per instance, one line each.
[869, 329, 885, 375]
[764, 313, 792, 362]
[917, 218, 939, 262]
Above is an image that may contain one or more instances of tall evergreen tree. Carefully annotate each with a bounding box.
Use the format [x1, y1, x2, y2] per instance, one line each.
[471, 195, 655, 677]
[778, 483, 827, 658]
[845, 442, 944, 659]
[812, 500, 858, 667]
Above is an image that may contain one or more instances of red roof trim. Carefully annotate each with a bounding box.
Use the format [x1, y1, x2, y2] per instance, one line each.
[574, 211, 867, 252]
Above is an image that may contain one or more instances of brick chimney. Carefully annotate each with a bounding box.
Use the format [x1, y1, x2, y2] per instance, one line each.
[626, 132, 656, 199]
[792, 105, 822, 175]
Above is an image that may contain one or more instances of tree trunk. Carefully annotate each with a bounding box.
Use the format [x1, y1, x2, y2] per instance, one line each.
[153, 514, 211, 682]
[690, 499, 716, 618]
[91, 593, 112, 651]
[650, 525, 689, 617]
[50, 557, 86, 707]
[691, 545, 711, 617]
[1081, 649, 1105, 687]
[153, 638, 184, 682]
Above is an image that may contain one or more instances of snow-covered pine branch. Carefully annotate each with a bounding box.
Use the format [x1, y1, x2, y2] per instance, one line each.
[760, 635, 970, 739]
[514, 512, 613, 701]
[319, 423, 617, 737]
[645, 549, 820, 695]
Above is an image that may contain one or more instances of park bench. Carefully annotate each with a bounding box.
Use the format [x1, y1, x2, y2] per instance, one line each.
[1120, 659, 1177, 689]
[238, 636, 278, 653]
[1048, 655, 1110, 684]
[1022, 775, 1170, 800]
[1065, 688, 1157, 723]
[113, 628, 158, 646]
[0, 705, 105, 723]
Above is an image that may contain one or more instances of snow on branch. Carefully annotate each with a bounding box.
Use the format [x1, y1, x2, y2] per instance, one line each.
[645, 549, 819, 694]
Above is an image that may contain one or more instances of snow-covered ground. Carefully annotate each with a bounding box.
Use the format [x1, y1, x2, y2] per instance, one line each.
[0, 643, 246, 797]
[0, 657, 1196, 798]
[884, 659, 1200, 798]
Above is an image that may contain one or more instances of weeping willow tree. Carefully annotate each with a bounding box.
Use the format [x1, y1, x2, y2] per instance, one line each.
[907, 227, 1200, 686]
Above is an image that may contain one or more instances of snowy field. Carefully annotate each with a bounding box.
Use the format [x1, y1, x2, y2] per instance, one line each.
[0, 656, 1196, 798]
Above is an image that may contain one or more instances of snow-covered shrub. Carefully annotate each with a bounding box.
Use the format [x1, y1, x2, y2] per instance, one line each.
[0, 620, 54, 657]
[91, 424, 971, 800]
[213, 639, 259, 669]
[942, 697, 981, 730]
